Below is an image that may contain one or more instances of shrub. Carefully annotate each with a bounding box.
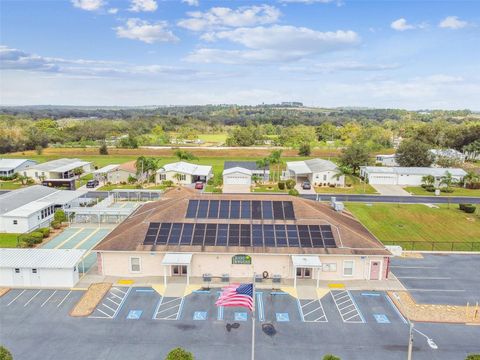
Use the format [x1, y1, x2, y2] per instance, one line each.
[466, 355, 480, 360]
[323, 355, 341, 360]
[162, 180, 174, 187]
[54, 209, 67, 223]
[464, 205, 476, 214]
[19, 232, 44, 247]
[135, 184, 143, 189]
[440, 187, 454, 193]
[0, 346, 13, 360]
[99, 142, 108, 155]
[298, 143, 311, 156]
[285, 179, 296, 190]
[288, 189, 299, 196]
[127, 175, 137, 184]
[278, 181, 286, 190]
[207, 178, 214, 186]
[50, 220, 61, 229]
[212, 188, 222, 193]
[38, 227, 51, 238]
[165, 347, 194, 360]
[423, 185, 435, 192]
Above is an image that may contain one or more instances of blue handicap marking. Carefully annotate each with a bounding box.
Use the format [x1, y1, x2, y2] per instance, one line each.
[127, 310, 143, 319]
[373, 314, 390, 324]
[276, 313, 290, 322]
[193, 311, 207, 320]
[234, 312, 248, 321]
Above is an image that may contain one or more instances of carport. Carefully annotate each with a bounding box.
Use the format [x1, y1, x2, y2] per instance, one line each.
[291, 255, 322, 289]
[162, 253, 193, 287]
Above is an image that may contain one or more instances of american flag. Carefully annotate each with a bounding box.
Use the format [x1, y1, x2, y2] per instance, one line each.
[215, 283, 254, 311]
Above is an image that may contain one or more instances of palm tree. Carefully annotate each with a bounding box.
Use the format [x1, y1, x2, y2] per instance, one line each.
[174, 149, 198, 161]
[463, 171, 480, 188]
[268, 150, 283, 182]
[333, 165, 353, 187]
[421, 175, 435, 187]
[256, 158, 269, 183]
[439, 171, 454, 188]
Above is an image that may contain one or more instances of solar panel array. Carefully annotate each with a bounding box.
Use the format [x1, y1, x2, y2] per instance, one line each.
[185, 200, 295, 220]
[143, 222, 336, 248]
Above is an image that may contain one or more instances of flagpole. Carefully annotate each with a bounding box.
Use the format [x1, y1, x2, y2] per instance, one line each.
[251, 273, 256, 360]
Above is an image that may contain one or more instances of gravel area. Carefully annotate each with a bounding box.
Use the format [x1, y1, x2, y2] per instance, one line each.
[388, 291, 480, 324]
[0, 288, 10, 297]
[70, 282, 111, 317]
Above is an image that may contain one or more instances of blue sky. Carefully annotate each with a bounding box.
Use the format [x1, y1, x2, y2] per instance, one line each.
[1, 0, 479, 109]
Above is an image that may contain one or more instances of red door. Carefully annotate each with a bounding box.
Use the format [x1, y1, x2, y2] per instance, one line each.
[370, 261, 381, 280]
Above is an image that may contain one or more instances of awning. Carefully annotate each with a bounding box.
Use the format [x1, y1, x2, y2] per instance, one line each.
[162, 253, 193, 265]
[291, 255, 322, 268]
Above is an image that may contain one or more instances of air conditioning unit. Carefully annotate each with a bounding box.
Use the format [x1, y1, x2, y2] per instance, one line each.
[203, 273, 212, 282]
[255, 274, 263, 283]
[272, 274, 281, 283]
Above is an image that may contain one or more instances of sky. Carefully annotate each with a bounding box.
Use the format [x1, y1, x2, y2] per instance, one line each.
[0, 0, 479, 109]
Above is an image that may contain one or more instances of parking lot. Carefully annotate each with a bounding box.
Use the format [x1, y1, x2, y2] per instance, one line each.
[1, 285, 480, 360]
[391, 253, 480, 305]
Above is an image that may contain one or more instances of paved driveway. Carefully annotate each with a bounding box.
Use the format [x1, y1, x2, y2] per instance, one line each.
[295, 183, 315, 195]
[371, 185, 411, 196]
[222, 184, 251, 193]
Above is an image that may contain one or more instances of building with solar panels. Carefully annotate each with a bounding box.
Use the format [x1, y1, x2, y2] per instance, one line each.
[94, 188, 391, 287]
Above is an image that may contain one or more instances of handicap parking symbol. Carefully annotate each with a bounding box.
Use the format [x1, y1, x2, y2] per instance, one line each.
[127, 310, 143, 320]
[234, 312, 248, 321]
[193, 311, 207, 320]
[276, 313, 290, 322]
[373, 314, 390, 324]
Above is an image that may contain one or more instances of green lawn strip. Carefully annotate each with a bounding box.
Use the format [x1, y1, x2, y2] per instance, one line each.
[0, 233, 20, 248]
[405, 186, 480, 197]
[0, 181, 25, 190]
[346, 203, 480, 250]
[251, 185, 287, 193]
[97, 184, 141, 191]
[315, 175, 378, 195]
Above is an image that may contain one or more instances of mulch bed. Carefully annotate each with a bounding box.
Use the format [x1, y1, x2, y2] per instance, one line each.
[0, 288, 10, 297]
[70, 282, 112, 317]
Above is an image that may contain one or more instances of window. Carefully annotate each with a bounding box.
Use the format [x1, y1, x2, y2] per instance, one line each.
[32, 269, 37, 274]
[343, 260, 354, 276]
[14, 268, 20, 273]
[158, 173, 166, 181]
[13, 220, 18, 225]
[323, 174, 327, 181]
[177, 173, 187, 181]
[130, 257, 141, 272]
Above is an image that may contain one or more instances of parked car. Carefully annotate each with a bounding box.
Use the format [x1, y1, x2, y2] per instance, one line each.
[86, 179, 99, 188]
[195, 181, 204, 190]
[302, 181, 311, 190]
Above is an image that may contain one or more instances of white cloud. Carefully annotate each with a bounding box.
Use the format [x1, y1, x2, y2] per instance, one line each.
[177, 5, 281, 31]
[390, 18, 427, 31]
[71, 0, 105, 11]
[187, 25, 359, 63]
[129, 0, 157, 12]
[108, 8, 118, 14]
[114, 19, 178, 44]
[182, 0, 199, 6]
[439, 16, 468, 29]
[280, 61, 401, 73]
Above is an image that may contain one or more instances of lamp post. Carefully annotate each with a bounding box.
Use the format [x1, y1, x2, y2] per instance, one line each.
[393, 292, 438, 360]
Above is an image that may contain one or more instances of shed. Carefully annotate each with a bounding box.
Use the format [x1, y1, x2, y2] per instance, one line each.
[0, 248, 86, 288]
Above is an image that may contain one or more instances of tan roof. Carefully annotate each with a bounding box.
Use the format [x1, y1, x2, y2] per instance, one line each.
[94, 187, 390, 256]
[118, 161, 137, 174]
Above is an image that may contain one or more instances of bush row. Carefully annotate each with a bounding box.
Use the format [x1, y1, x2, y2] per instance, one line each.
[459, 203, 477, 214]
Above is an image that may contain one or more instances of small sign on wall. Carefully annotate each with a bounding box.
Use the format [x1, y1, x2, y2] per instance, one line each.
[232, 254, 251, 265]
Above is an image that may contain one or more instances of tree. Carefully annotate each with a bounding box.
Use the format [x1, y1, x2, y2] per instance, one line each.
[174, 149, 198, 161]
[421, 175, 435, 187]
[256, 158, 269, 183]
[54, 209, 67, 223]
[396, 140, 434, 167]
[298, 143, 311, 156]
[440, 171, 455, 188]
[463, 171, 480, 189]
[165, 347, 193, 360]
[316, 122, 338, 141]
[333, 165, 353, 186]
[323, 355, 341, 360]
[35, 145, 43, 155]
[99, 141, 108, 155]
[0, 345, 13, 360]
[268, 150, 283, 182]
[340, 143, 370, 175]
[135, 156, 160, 181]
[73, 167, 84, 176]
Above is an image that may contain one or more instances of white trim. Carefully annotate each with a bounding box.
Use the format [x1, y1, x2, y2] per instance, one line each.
[129, 256, 141, 273]
[342, 260, 354, 277]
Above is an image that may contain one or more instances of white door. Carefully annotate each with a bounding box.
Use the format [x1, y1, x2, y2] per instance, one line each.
[224, 174, 251, 185]
[369, 261, 381, 280]
[370, 175, 396, 185]
[12, 268, 25, 286]
[30, 268, 41, 286]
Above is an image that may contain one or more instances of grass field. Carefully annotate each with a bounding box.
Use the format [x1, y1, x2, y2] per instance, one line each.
[347, 203, 480, 250]
[0, 180, 25, 190]
[405, 186, 480, 197]
[0, 233, 19, 248]
[252, 184, 287, 193]
[197, 133, 228, 143]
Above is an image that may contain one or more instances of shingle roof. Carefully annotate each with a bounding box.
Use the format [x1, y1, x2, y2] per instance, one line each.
[0, 249, 86, 269]
[95, 187, 390, 256]
[224, 161, 267, 171]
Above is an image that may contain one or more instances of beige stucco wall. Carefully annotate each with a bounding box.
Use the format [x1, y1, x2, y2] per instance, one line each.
[156, 171, 193, 185]
[98, 251, 389, 281]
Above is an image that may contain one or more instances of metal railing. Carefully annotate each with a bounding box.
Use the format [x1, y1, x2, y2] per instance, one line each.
[383, 240, 480, 252]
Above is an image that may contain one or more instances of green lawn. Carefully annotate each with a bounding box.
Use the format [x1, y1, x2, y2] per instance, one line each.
[0, 233, 20, 248]
[252, 184, 287, 193]
[405, 186, 480, 197]
[347, 203, 480, 251]
[315, 176, 378, 195]
[97, 184, 141, 191]
[197, 133, 228, 143]
[0, 180, 26, 190]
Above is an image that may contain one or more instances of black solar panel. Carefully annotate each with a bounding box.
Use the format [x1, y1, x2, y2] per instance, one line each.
[208, 200, 219, 219]
[185, 200, 198, 218]
[185, 200, 295, 220]
[145, 222, 336, 249]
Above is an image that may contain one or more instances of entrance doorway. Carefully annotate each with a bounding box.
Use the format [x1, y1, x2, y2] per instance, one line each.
[369, 261, 381, 280]
[296, 267, 312, 278]
[172, 265, 188, 276]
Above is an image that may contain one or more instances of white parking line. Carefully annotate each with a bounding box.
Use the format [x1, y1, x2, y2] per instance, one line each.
[24, 290, 42, 307]
[7, 290, 26, 306]
[406, 288, 465, 292]
[397, 277, 451, 280]
[41, 290, 57, 307]
[57, 291, 72, 308]
[106, 297, 120, 306]
[390, 266, 438, 269]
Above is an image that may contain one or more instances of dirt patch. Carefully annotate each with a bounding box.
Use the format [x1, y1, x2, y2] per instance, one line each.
[387, 291, 480, 324]
[70, 282, 112, 317]
[0, 288, 10, 297]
